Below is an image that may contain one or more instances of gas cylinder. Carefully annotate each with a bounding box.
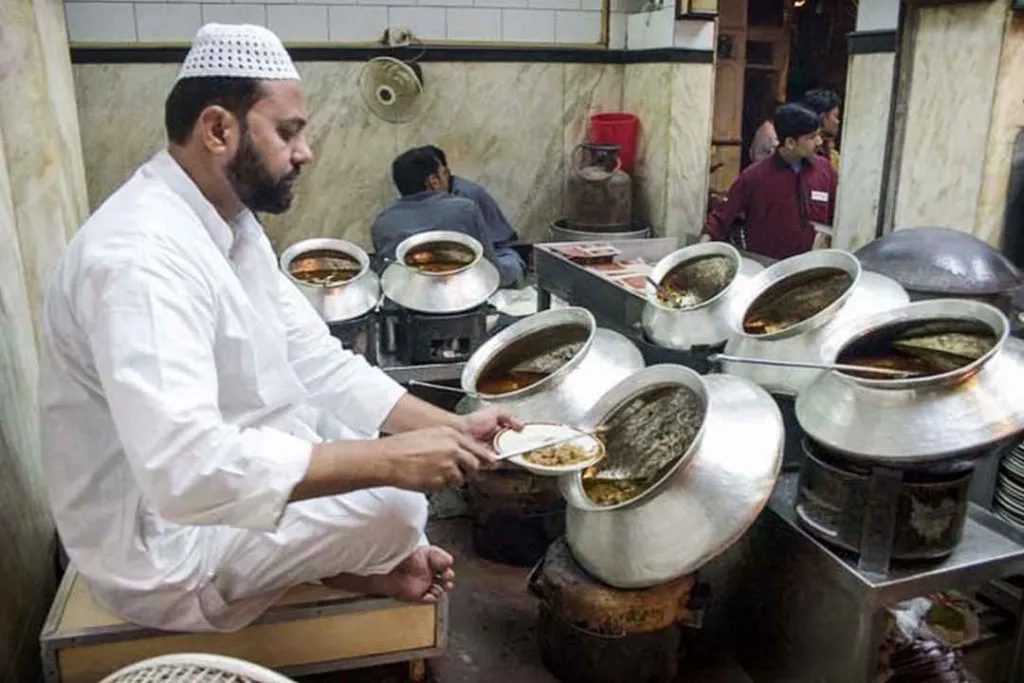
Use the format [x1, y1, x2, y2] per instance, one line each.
[566, 143, 633, 232]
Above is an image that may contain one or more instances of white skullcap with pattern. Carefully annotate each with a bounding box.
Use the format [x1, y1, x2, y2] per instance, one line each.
[177, 23, 300, 82]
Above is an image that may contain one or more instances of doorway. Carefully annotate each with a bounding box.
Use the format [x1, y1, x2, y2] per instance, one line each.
[708, 0, 857, 206]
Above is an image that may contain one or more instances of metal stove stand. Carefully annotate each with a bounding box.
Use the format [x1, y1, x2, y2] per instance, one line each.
[718, 473, 1024, 683]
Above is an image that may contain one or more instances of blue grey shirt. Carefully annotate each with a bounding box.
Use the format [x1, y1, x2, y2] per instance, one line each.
[370, 190, 525, 288]
[452, 176, 518, 246]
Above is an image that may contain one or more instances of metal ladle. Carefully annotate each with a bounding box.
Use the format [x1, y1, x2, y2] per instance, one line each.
[408, 380, 481, 398]
[709, 353, 924, 378]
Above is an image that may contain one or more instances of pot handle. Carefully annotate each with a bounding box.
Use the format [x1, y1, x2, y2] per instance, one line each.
[526, 555, 546, 599]
[794, 503, 840, 539]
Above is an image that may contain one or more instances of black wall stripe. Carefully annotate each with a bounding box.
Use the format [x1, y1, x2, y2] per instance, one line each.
[69, 44, 714, 66]
[846, 29, 898, 55]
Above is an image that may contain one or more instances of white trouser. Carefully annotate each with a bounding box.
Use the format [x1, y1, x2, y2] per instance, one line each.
[193, 486, 428, 631]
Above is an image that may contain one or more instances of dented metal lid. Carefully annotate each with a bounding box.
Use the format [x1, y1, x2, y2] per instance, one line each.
[855, 227, 1023, 296]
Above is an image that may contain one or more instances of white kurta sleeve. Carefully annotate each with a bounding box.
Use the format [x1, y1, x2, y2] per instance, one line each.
[80, 246, 313, 531]
[276, 272, 407, 434]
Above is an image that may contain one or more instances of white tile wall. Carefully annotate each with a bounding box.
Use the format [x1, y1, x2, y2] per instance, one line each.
[135, 3, 202, 41]
[387, 6, 447, 39]
[267, 4, 329, 40]
[446, 8, 500, 41]
[328, 5, 387, 41]
[62, 0, 607, 44]
[501, 8, 554, 41]
[64, 2, 136, 42]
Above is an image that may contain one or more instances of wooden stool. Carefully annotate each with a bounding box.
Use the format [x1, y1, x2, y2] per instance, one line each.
[40, 568, 446, 683]
[529, 538, 701, 683]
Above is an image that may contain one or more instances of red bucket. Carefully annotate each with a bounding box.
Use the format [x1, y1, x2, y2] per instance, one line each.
[589, 112, 639, 174]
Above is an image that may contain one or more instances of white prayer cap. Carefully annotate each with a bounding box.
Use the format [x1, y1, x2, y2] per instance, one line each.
[177, 23, 300, 82]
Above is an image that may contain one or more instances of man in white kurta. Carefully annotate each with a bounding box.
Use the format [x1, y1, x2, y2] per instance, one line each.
[39, 24, 515, 633]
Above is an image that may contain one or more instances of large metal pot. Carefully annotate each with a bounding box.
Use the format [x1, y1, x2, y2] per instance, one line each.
[642, 242, 764, 351]
[549, 219, 650, 242]
[560, 365, 784, 589]
[796, 299, 1024, 465]
[381, 230, 500, 314]
[460, 307, 644, 424]
[279, 238, 381, 323]
[720, 249, 909, 395]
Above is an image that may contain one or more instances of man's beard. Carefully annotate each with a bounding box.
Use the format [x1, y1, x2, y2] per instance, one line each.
[226, 132, 300, 214]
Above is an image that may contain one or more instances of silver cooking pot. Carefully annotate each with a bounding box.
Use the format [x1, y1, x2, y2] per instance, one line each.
[721, 249, 909, 395]
[381, 230, 500, 314]
[641, 242, 764, 350]
[279, 238, 381, 323]
[560, 364, 784, 589]
[796, 299, 1024, 465]
[460, 307, 645, 425]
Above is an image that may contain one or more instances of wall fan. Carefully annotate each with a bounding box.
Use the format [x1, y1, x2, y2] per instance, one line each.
[358, 56, 425, 124]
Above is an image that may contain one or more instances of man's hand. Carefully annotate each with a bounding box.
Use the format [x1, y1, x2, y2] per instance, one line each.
[380, 426, 500, 491]
[812, 231, 832, 250]
[461, 407, 524, 443]
[699, 233, 713, 243]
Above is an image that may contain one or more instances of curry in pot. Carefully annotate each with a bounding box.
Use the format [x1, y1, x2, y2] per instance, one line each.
[581, 384, 706, 506]
[289, 249, 362, 286]
[404, 240, 477, 274]
[836, 317, 997, 379]
[475, 324, 589, 395]
[743, 267, 853, 335]
[655, 254, 737, 310]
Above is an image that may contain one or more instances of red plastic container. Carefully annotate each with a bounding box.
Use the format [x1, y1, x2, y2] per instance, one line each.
[589, 112, 639, 174]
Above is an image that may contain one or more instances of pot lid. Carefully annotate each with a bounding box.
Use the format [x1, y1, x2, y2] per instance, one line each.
[561, 367, 784, 587]
[796, 299, 1024, 464]
[855, 227, 1023, 296]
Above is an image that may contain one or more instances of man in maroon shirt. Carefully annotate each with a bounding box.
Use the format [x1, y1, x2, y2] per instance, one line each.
[701, 103, 838, 261]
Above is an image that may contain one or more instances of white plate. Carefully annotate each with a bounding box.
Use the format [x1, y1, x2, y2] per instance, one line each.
[493, 422, 604, 476]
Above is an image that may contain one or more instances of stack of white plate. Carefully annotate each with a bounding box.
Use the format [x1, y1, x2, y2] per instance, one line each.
[994, 441, 1024, 528]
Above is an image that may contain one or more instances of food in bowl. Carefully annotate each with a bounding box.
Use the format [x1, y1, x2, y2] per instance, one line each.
[523, 442, 598, 468]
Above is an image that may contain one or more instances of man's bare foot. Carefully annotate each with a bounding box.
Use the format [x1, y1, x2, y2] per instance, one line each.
[323, 546, 455, 604]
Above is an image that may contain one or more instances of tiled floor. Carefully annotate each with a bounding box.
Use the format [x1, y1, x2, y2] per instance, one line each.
[303, 517, 752, 683]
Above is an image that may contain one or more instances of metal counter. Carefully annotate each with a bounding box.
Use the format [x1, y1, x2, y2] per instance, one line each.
[715, 473, 1024, 683]
[533, 237, 681, 338]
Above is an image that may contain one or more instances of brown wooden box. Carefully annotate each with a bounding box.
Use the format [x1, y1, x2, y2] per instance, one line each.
[40, 568, 447, 683]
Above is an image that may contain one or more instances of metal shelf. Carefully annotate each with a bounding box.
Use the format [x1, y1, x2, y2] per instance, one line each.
[769, 474, 1024, 609]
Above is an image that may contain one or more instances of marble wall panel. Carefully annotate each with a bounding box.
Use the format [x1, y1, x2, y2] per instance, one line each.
[664, 62, 714, 241]
[74, 61, 626, 250]
[393, 62, 567, 245]
[833, 52, 896, 252]
[623, 62, 672, 231]
[974, 12, 1024, 249]
[0, 0, 86, 679]
[893, 1, 1007, 235]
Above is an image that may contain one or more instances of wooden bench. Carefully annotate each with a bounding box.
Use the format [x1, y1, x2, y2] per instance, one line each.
[40, 568, 447, 683]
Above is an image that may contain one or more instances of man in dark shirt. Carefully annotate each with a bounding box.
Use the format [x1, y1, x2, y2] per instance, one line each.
[425, 145, 525, 275]
[701, 103, 837, 260]
[371, 147, 525, 288]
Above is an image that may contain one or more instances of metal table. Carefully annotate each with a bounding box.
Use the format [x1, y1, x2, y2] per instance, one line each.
[533, 237, 681, 338]
[716, 473, 1024, 683]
